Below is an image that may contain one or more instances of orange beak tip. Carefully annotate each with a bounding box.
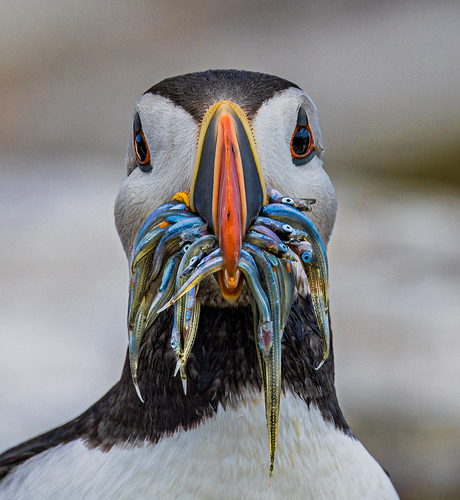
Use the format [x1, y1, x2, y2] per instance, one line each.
[218, 270, 244, 303]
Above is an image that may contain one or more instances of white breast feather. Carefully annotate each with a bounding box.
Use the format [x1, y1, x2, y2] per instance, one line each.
[0, 391, 398, 500]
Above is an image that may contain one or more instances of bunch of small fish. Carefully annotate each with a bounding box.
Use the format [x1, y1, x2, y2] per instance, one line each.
[127, 186, 330, 476]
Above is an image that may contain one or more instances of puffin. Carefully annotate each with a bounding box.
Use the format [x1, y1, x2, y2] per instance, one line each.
[0, 70, 399, 499]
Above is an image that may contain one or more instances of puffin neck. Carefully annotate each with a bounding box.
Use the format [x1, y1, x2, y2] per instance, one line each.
[78, 294, 350, 450]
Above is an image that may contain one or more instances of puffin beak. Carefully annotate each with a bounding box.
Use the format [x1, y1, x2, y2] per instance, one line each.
[190, 101, 266, 303]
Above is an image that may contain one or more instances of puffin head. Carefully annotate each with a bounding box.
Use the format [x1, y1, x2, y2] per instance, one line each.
[113, 70, 338, 476]
[115, 70, 337, 290]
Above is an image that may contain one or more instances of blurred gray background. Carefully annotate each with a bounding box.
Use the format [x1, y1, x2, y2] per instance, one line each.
[0, 1, 459, 498]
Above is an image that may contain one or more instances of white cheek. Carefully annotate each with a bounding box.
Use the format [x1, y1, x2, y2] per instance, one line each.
[262, 157, 337, 248]
[116, 95, 199, 256]
[115, 170, 151, 258]
[253, 91, 337, 246]
[136, 93, 199, 203]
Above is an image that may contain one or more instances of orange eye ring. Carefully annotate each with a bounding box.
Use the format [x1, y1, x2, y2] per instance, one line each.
[133, 112, 152, 172]
[290, 124, 315, 161]
[290, 107, 316, 166]
[133, 129, 151, 167]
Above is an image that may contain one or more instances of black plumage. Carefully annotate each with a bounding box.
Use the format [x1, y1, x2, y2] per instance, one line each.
[146, 69, 299, 123]
[0, 295, 349, 482]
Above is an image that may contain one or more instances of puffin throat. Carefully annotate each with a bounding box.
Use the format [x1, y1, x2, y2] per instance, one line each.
[190, 101, 266, 303]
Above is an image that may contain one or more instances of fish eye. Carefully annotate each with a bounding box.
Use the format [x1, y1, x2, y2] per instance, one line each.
[279, 243, 288, 253]
[133, 112, 152, 172]
[182, 243, 191, 252]
[281, 197, 294, 205]
[301, 251, 312, 263]
[290, 107, 316, 166]
[282, 224, 293, 233]
[189, 256, 199, 265]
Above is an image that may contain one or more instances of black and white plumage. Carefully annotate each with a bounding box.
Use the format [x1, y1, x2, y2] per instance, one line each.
[0, 70, 399, 499]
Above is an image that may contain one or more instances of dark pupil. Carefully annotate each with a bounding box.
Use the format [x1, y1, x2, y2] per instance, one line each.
[292, 127, 310, 156]
[135, 133, 148, 162]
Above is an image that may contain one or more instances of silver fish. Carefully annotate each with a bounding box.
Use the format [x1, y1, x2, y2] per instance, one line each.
[151, 218, 207, 281]
[266, 185, 316, 212]
[261, 203, 330, 369]
[134, 202, 187, 249]
[237, 250, 273, 355]
[241, 246, 281, 476]
[252, 216, 310, 244]
[244, 230, 297, 261]
[128, 254, 154, 330]
[178, 234, 218, 277]
[129, 253, 182, 402]
[162, 251, 225, 308]
[178, 285, 200, 394]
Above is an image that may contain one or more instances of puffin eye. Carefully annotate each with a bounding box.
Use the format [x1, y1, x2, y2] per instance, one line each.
[290, 107, 315, 166]
[292, 128, 311, 156]
[133, 112, 152, 172]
